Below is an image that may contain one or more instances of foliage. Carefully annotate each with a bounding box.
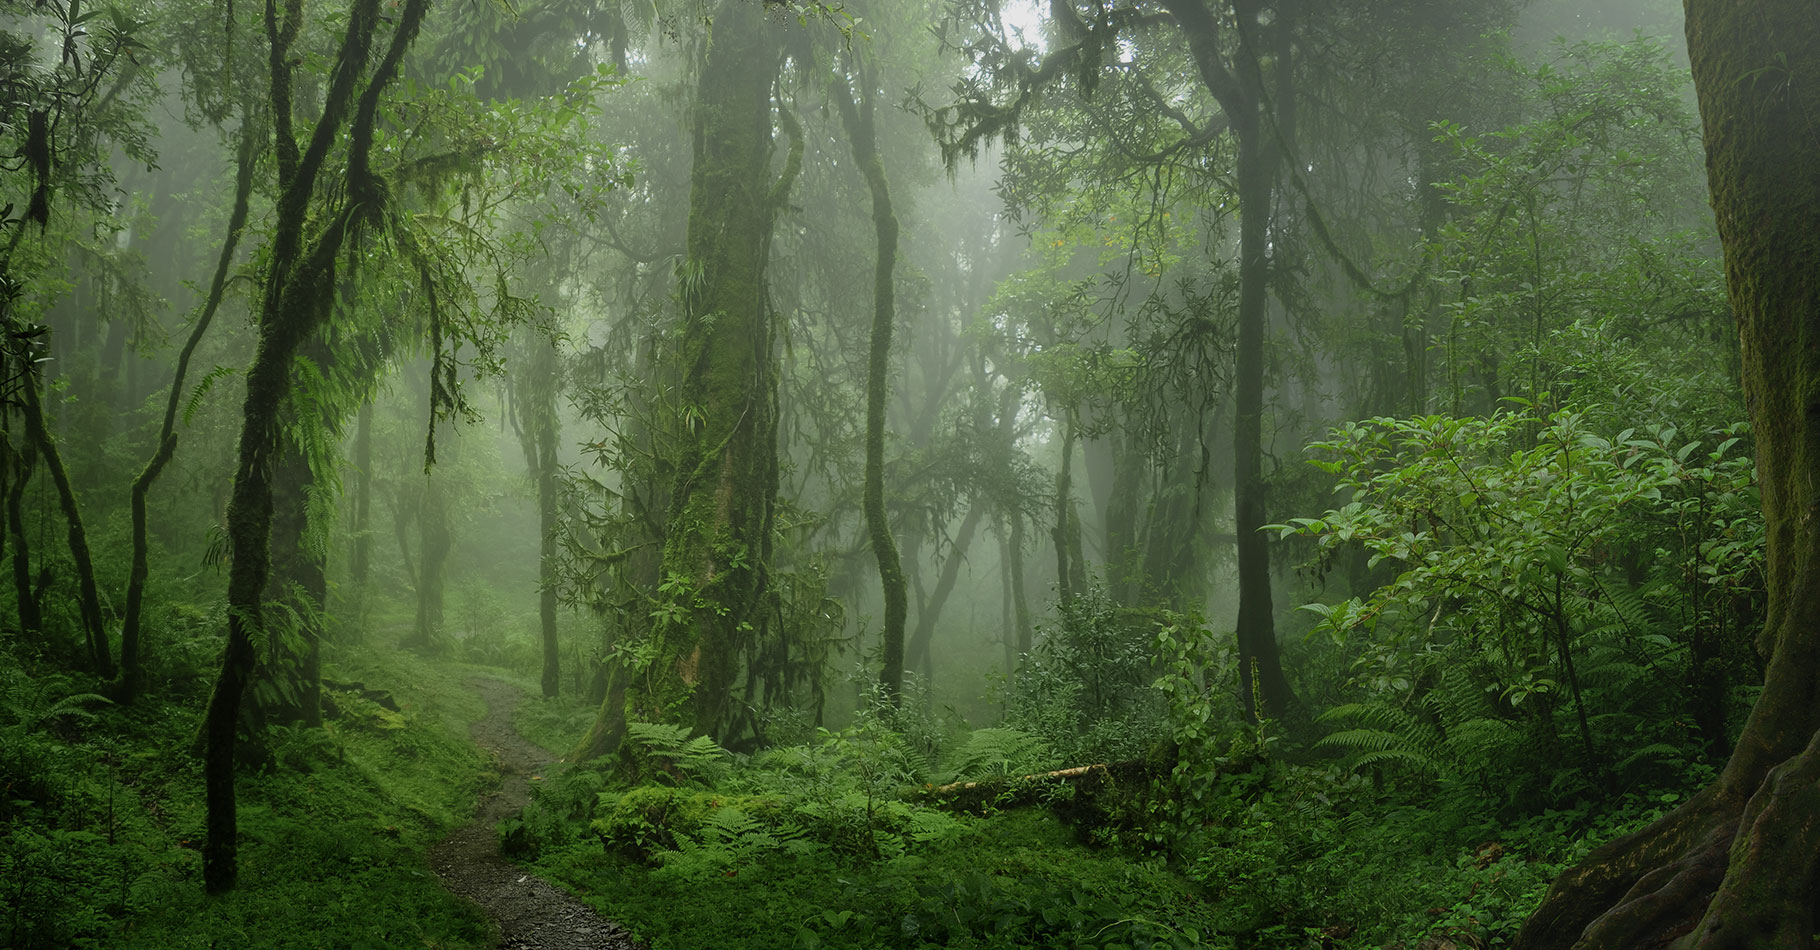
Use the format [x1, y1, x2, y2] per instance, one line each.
[1277, 408, 1761, 798]
[0, 642, 492, 948]
[1008, 585, 1170, 764]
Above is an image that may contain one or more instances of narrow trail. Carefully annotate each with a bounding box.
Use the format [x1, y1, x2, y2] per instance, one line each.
[430, 677, 644, 950]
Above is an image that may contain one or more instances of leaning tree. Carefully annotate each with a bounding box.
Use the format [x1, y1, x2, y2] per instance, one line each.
[1513, 4, 1820, 947]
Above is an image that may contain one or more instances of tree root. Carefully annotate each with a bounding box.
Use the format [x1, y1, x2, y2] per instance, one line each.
[1516, 731, 1820, 950]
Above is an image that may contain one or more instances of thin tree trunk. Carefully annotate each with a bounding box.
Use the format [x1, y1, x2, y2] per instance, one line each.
[1009, 512, 1032, 657]
[833, 60, 908, 705]
[349, 398, 373, 622]
[122, 110, 257, 702]
[18, 365, 110, 677]
[906, 502, 986, 680]
[3, 437, 39, 637]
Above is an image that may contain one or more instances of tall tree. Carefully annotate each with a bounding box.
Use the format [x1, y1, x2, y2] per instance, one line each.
[832, 55, 909, 705]
[511, 329, 564, 697]
[573, 0, 799, 757]
[1514, 5, 1820, 946]
[202, 0, 429, 893]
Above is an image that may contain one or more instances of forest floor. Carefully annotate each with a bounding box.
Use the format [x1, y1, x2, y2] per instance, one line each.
[431, 677, 644, 950]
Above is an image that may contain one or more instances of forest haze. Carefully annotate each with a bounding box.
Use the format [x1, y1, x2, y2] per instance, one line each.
[4, 0, 1818, 947]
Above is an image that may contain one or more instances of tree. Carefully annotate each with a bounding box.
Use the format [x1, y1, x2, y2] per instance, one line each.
[1513, 5, 1820, 946]
[832, 55, 910, 705]
[202, 0, 429, 893]
[573, 0, 800, 757]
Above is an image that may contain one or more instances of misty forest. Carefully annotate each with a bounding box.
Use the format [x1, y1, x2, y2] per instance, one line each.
[4, 0, 1819, 947]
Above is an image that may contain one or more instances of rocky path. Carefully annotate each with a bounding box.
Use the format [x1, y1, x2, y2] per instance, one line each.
[430, 677, 643, 950]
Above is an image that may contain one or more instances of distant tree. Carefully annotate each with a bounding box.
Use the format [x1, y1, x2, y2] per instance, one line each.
[832, 54, 910, 705]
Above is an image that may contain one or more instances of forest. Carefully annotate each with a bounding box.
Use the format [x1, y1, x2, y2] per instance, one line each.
[3, 0, 1818, 946]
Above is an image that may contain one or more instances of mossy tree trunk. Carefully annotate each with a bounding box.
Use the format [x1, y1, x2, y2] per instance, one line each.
[573, 0, 795, 757]
[832, 58, 908, 705]
[1512, 4, 1820, 947]
[203, 0, 428, 894]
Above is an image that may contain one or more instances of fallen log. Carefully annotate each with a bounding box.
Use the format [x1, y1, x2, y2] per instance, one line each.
[914, 759, 1158, 815]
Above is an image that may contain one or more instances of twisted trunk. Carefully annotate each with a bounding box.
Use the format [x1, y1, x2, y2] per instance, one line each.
[833, 62, 908, 705]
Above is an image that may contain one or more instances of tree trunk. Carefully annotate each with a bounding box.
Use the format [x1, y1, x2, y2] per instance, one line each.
[833, 60, 909, 706]
[19, 362, 111, 678]
[122, 110, 257, 702]
[203, 0, 427, 893]
[265, 432, 324, 725]
[572, 0, 792, 757]
[906, 501, 986, 680]
[3, 437, 39, 638]
[1513, 5, 1820, 947]
[409, 463, 449, 649]
[1052, 411, 1083, 603]
[1163, 0, 1295, 721]
[349, 398, 373, 619]
[512, 332, 562, 698]
[1009, 512, 1032, 657]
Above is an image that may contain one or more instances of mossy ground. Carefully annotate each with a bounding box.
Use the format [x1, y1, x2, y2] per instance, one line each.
[2, 640, 495, 949]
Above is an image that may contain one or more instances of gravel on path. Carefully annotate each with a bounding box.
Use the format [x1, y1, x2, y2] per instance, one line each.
[430, 677, 643, 950]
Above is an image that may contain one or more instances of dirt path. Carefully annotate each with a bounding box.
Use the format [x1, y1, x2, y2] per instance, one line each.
[430, 677, 643, 950]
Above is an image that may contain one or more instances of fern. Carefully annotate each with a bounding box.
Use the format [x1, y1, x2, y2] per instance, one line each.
[624, 720, 732, 784]
[940, 727, 1053, 783]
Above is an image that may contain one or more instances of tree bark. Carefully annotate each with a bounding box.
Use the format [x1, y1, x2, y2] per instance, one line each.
[18, 359, 111, 677]
[833, 59, 909, 706]
[1513, 4, 1820, 946]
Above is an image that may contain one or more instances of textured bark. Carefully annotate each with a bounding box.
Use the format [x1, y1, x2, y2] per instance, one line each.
[1513, 3, 1820, 946]
[573, 0, 790, 758]
[833, 62, 908, 705]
